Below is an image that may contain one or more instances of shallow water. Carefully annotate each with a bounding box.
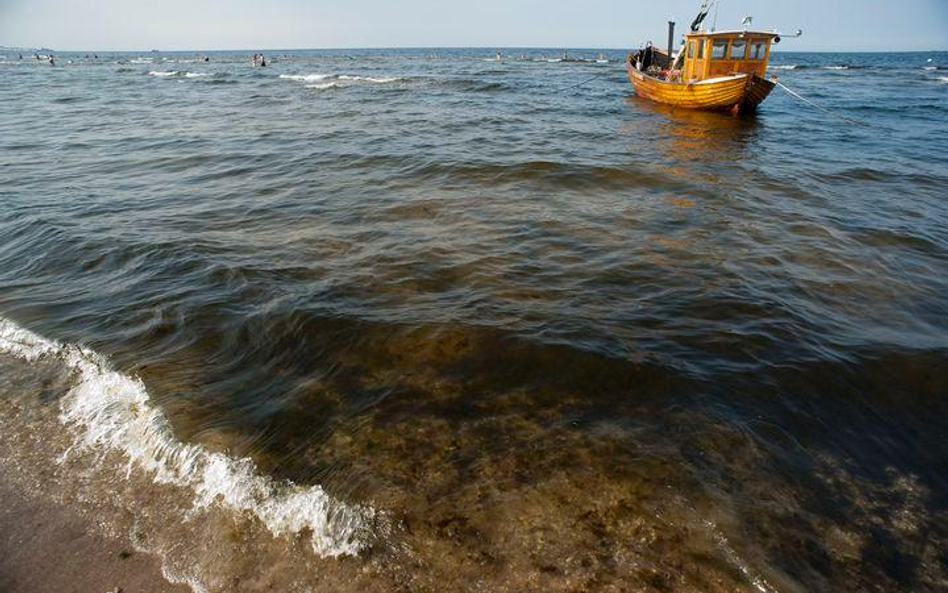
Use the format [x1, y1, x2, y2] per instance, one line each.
[1, 48, 948, 592]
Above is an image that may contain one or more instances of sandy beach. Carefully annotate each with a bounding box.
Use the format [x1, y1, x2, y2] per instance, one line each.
[0, 477, 190, 593]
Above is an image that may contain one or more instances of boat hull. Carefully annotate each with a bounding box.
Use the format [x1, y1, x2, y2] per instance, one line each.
[628, 66, 775, 113]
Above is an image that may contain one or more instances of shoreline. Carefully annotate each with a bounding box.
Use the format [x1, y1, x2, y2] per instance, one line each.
[0, 476, 191, 593]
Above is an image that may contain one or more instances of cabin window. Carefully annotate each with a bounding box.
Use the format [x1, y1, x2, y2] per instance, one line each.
[687, 42, 695, 59]
[729, 41, 746, 60]
[750, 43, 765, 60]
[711, 40, 727, 59]
[697, 40, 705, 59]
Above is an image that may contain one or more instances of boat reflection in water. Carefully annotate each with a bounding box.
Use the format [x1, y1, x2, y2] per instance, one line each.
[633, 96, 761, 155]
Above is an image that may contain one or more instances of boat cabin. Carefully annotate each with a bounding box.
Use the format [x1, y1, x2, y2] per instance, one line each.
[678, 30, 776, 82]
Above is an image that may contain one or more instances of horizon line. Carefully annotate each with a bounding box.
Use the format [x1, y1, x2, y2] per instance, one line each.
[3, 44, 946, 54]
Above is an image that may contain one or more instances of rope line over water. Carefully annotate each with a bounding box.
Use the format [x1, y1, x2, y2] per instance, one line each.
[776, 80, 870, 127]
[555, 71, 614, 92]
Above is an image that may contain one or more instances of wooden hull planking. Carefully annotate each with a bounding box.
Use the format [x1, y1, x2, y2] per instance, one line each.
[628, 66, 775, 113]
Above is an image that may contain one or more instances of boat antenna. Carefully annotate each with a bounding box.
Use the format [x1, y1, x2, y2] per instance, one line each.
[712, 0, 720, 32]
[690, 0, 718, 32]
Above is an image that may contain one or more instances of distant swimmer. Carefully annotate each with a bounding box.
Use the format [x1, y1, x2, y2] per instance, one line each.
[204, 56, 209, 62]
[49, 56, 56, 66]
[260, 54, 267, 67]
[496, 51, 502, 63]
[252, 53, 259, 66]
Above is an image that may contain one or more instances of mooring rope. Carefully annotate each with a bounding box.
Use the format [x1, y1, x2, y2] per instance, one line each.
[555, 70, 614, 92]
[775, 80, 870, 127]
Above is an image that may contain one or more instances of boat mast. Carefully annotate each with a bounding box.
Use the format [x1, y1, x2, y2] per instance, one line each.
[672, 0, 718, 71]
[690, 0, 718, 32]
[668, 0, 718, 70]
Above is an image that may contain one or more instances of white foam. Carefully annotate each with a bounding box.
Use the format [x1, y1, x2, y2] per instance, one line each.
[770, 65, 797, 70]
[148, 70, 211, 79]
[0, 317, 375, 558]
[922, 66, 937, 71]
[823, 65, 849, 70]
[306, 82, 340, 90]
[279, 73, 331, 83]
[130, 57, 154, 64]
[937, 76, 948, 84]
[337, 75, 400, 84]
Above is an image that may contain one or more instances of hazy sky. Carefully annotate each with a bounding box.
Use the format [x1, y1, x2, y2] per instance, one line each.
[1, 0, 946, 51]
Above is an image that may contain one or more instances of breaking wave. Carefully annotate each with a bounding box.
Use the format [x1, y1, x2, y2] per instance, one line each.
[279, 73, 331, 83]
[0, 316, 376, 558]
[338, 75, 400, 83]
[148, 70, 212, 78]
[281, 73, 404, 86]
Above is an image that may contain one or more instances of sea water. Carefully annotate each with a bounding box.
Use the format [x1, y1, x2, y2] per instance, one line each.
[1, 48, 947, 592]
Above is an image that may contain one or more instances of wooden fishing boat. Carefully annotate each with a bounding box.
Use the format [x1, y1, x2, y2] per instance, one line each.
[628, 1, 788, 114]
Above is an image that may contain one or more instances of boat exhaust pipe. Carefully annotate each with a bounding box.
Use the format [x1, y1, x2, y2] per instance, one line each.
[667, 21, 675, 64]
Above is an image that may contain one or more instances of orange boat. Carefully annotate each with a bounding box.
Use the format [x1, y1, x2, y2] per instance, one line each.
[628, 1, 790, 114]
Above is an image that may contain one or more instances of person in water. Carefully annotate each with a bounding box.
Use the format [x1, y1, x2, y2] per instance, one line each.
[49, 56, 55, 66]
[259, 54, 266, 67]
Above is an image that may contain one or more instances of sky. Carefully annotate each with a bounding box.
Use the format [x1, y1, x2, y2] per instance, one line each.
[1, 0, 946, 52]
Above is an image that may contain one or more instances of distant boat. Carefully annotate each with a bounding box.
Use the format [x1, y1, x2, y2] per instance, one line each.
[628, 1, 788, 114]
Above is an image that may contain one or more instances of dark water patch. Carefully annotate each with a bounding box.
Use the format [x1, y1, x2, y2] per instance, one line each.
[848, 227, 945, 253]
[437, 78, 511, 92]
[810, 167, 948, 188]
[381, 159, 682, 193]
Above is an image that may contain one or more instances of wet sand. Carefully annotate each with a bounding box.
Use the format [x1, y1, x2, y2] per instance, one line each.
[0, 477, 190, 593]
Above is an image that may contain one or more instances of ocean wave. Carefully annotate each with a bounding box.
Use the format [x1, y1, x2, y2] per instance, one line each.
[0, 316, 376, 558]
[337, 75, 400, 84]
[937, 76, 948, 84]
[148, 70, 212, 79]
[306, 82, 340, 90]
[279, 73, 331, 83]
[281, 73, 404, 87]
[130, 57, 154, 64]
[769, 65, 799, 70]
